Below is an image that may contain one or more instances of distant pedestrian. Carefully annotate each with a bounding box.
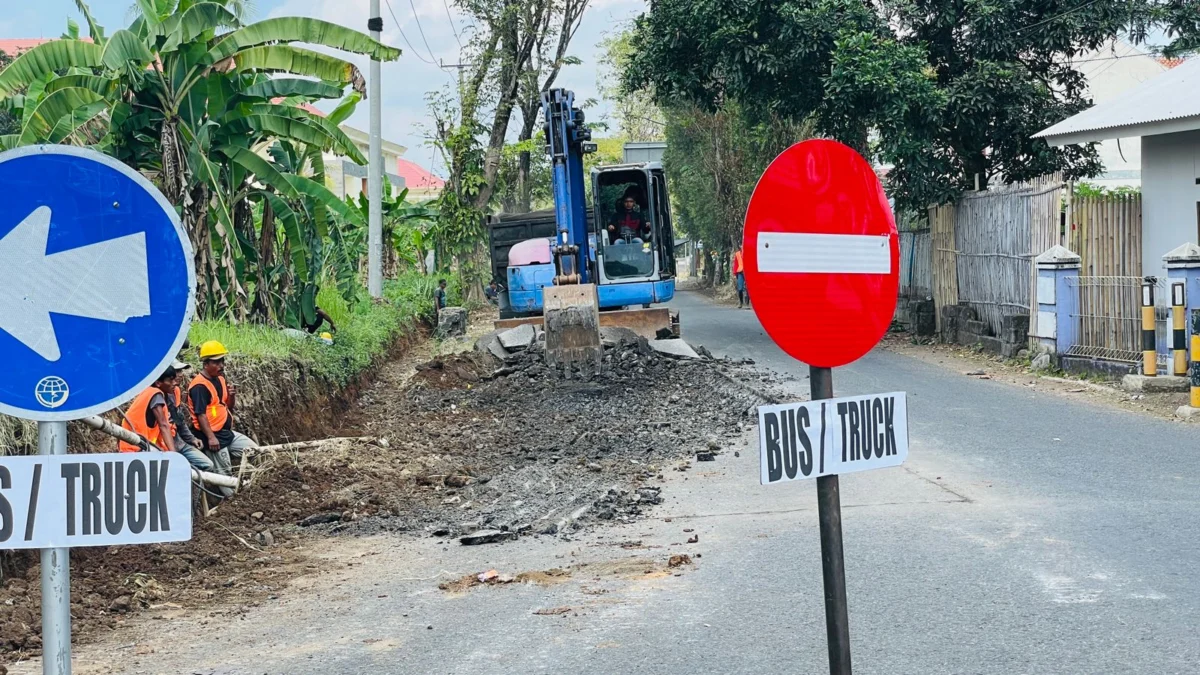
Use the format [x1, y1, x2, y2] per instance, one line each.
[434, 279, 448, 313]
[302, 306, 337, 335]
[485, 280, 500, 306]
[733, 244, 748, 308]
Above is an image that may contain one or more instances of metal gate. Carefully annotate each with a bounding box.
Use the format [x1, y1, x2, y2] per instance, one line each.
[1065, 276, 1169, 367]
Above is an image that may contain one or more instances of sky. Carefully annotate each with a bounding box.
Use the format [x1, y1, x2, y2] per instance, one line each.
[0, 0, 648, 177]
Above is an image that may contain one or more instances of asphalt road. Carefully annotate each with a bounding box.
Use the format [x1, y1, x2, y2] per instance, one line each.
[22, 290, 1200, 675]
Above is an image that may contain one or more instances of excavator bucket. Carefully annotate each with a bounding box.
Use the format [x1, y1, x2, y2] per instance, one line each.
[543, 284, 602, 372]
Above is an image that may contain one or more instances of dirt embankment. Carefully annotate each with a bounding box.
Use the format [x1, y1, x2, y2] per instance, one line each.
[0, 331, 766, 663]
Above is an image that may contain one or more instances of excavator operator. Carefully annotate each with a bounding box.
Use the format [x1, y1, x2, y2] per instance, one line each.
[607, 187, 651, 244]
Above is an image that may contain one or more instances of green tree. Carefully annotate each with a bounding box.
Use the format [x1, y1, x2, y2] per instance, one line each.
[662, 102, 812, 285]
[0, 51, 16, 136]
[0, 1, 400, 319]
[626, 0, 1200, 210]
[596, 29, 664, 142]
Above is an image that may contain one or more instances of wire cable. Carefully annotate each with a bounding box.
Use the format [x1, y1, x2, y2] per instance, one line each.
[1008, 0, 1104, 34]
[382, 0, 437, 65]
[442, 0, 464, 51]
[405, 0, 441, 63]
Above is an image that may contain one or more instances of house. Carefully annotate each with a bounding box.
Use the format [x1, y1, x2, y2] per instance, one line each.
[0, 38, 66, 54]
[394, 158, 444, 202]
[323, 123, 408, 200]
[1071, 40, 1170, 189]
[1035, 56, 1200, 279]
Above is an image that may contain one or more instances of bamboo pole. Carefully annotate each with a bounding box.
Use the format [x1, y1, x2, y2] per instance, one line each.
[79, 416, 239, 489]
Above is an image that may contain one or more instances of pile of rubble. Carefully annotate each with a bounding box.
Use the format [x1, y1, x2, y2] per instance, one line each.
[328, 323, 766, 541]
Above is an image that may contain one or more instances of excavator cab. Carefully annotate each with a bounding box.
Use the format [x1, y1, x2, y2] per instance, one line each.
[593, 165, 675, 287]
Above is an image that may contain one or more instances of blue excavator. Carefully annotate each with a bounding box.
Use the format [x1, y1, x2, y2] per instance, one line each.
[487, 89, 678, 367]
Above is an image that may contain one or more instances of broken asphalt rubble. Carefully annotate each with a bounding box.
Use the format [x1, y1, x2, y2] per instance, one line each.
[319, 323, 769, 545]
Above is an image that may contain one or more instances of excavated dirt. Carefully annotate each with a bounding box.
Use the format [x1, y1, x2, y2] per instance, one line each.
[0, 334, 767, 663]
[328, 335, 768, 537]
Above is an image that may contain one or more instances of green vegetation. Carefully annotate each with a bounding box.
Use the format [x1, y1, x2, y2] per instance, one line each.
[1073, 182, 1141, 198]
[0, 0, 406, 325]
[188, 272, 460, 387]
[625, 0, 1200, 212]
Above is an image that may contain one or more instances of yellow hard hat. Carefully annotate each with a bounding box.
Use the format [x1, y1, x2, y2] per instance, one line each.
[198, 340, 228, 360]
[320, 332, 333, 341]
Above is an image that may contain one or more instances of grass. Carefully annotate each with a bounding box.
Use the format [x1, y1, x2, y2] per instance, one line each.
[186, 271, 462, 387]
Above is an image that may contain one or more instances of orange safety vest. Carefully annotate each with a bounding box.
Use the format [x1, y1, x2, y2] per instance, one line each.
[119, 387, 172, 452]
[733, 250, 745, 275]
[188, 374, 230, 432]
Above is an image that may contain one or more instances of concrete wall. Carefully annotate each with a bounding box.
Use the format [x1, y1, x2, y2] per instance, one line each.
[1141, 130, 1200, 279]
[624, 142, 666, 164]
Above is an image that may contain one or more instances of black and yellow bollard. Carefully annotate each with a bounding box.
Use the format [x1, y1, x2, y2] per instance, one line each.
[1191, 310, 1200, 409]
[1142, 279, 1156, 376]
[1173, 283, 1188, 377]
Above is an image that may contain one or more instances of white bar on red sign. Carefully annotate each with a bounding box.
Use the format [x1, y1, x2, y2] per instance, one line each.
[0, 452, 193, 549]
[757, 392, 908, 485]
[757, 232, 891, 274]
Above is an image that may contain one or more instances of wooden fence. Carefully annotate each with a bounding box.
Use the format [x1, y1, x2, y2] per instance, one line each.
[935, 178, 1063, 337]
[930, 204, 958, 331]
[899, 228, 932, 299]
[1068, 193, 1142, 277]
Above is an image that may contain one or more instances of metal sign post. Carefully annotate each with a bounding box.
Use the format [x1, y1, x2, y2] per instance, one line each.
[39, 422, 71, 675]
[0, 145, 197, 675]
[810, 366, 851, 674]
[745, 140, 908, 675]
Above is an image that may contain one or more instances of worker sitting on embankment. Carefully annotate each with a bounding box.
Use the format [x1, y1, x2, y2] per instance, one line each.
[119, 366, 215, 473]
[188, 341, 259, 496]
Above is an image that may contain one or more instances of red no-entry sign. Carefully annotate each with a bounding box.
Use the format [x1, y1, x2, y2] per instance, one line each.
[743, 139, 899, 368]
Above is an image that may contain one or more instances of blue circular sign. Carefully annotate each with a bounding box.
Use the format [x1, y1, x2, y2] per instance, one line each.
[0, 146, 195, 421]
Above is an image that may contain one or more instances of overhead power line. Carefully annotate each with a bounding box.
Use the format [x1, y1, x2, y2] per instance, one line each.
[382, 0, 437, 65]
[442, 0, 464, 51]
[405, 0, 441, 64]
[1008, 0, 1105, 35]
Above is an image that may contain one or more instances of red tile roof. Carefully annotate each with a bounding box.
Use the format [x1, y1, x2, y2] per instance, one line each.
[270, 97, 327, 117]
[1158, 57, 1186, 70]
[0, 37, 99, 56]
[396, 158, 445, 190]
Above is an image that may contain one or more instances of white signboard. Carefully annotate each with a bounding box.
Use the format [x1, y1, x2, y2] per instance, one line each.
[0, 452, 192, 549]
[758, 392, 909, 485]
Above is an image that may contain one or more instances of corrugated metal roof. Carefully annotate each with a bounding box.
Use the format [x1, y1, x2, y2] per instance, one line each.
[1034, 57, 1200, 145]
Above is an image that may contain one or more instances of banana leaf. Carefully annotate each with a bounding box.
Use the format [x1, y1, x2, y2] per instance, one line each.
[0, 41, 104, 97]
[226, 46, 364, 92]
[207, 17, 401, 64]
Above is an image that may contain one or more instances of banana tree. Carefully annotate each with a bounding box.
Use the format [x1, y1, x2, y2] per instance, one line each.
[0, 1, 400, 319]
[346, 182, 440, 278]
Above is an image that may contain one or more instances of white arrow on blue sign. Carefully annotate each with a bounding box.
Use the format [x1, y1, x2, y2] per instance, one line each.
[0, 145, 195, 422]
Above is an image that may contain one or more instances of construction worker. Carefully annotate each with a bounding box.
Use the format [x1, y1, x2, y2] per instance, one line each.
[168, 359, 207, 456]
[188, 341, 258, 495]
[733, 244, 749, 308]
[120, 366, 214, 472]
[302, 306, 337, 335]
[607, 188, 651, 244]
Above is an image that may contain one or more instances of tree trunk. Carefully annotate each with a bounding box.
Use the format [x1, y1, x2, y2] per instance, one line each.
[252, 197, 276, 322]
[515, 107, 538, 214]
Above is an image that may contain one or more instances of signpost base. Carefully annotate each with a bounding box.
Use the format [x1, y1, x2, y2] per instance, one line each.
[39, 421, 71, 675]
[810, 366, 852, 675]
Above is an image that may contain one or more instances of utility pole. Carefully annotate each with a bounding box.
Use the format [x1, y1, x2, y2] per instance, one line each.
[440, 59, 470, 99]
[368, 0, 384, 298]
